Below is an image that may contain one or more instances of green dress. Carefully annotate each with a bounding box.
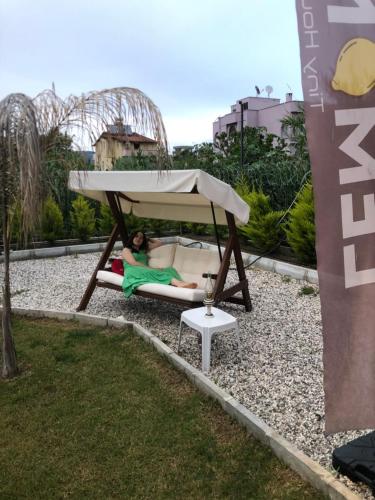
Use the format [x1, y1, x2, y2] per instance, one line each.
[122, 251, 182, 298]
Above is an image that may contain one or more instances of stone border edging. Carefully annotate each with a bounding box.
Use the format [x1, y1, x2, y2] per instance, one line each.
[0, 236, 178, 263]
[5, 306, 357, 500]
[1, 242, 125, 262]
[176, 236, 319, 285]
[2, 236, 318, 285]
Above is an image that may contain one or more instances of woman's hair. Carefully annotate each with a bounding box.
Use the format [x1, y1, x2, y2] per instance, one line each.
[125, 230, 148, 253]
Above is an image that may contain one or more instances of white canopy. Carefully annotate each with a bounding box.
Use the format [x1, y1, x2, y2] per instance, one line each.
[68, 169, 249, 226]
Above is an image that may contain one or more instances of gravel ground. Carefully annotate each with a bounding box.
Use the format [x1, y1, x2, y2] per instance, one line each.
[1, 251, 373, 498]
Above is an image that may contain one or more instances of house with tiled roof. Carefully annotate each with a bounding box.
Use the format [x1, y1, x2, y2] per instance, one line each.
[94, 119, 158, 170]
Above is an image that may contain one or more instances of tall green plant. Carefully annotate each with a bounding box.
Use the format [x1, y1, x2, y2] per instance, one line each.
[98, 203, 116, 236]
[245, 151, 311, 211]
[238, 190, 283, 253]
[70, 196, 96, 242]
[41, 196, 64, 243]
[41, 131, 87, 230]
[285, 183, 316, 265]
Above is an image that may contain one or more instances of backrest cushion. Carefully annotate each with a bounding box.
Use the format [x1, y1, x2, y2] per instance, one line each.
[148, 243, 177, 269]
[173, 245, 221, 289]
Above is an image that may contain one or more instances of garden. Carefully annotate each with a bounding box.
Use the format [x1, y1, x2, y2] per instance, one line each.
[0, 91, 368, 498]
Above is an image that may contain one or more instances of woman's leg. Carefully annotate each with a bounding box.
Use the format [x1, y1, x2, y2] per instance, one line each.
[171, 278, 198, 289]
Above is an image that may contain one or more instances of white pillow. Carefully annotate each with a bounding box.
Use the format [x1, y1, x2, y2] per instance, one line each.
[148, 243, 177, 269]
[173, 245, 221, 289]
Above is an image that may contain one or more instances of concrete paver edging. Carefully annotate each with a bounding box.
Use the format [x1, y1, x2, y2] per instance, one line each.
[176, 236, 318, 285]
[4, 307, 357, 500]
[1, 237, 318, 284]
[1, 241, 124, 262]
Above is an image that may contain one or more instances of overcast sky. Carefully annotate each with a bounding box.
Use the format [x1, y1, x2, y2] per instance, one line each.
[0, 0, 303, 148]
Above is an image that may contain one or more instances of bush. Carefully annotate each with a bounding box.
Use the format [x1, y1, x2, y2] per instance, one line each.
[41, 196, 64, 243]
[245, 152, 311, 211]
[238, 190, 283, 253]
[183, 222, 208, 236]
[285, 183, 316, 264]
[147, 218, 178, 236]
[206, 223, 228, 240]
[98, 203, 115, 236]
[70, 195, 96, 242]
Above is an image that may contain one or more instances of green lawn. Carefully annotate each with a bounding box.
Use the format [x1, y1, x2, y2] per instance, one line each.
[0, 317, 325, 499]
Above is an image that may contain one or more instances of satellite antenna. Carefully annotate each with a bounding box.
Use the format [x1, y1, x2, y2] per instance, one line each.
[255, 85, 260, 96]
[265, 85, 273, 98]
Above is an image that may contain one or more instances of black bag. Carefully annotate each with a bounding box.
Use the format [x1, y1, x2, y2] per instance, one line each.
[332, 431, 375, 493]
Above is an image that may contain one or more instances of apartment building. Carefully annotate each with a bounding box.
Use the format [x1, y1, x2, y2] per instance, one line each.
[213, 93, 303, 140]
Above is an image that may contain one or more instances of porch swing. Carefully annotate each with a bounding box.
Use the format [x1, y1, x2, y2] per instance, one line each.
[68, 169, 252, 312]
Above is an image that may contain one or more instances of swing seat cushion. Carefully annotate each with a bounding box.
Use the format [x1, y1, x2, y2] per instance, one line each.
[97, 243, 221, 302]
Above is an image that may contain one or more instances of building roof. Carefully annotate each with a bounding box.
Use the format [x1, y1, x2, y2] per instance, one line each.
[93, 132, 157, 147]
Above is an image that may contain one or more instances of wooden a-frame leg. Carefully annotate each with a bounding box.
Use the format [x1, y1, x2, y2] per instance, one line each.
[226, 212, 252, 311]
[106, 191, 128, 245]
[213, 233, 235, 303]
[77, 223, 120, 311]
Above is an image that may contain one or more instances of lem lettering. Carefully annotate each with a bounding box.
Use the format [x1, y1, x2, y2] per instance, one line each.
[336, 107, 375, 185]
[335, 107, 375, 287]
[341, 193, 375, 238]
[344, 245, 375, 288]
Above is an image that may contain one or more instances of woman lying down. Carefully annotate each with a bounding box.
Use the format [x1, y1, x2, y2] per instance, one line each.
[121, 231, 197, 298]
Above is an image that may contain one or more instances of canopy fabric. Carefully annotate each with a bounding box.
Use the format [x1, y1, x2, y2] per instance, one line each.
[68, 170, 249, 226]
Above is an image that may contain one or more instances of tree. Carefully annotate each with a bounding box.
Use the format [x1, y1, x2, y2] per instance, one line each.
[41, 196, 64, 243]
[70, 195, 96, 241]
[0, 93, 41, 378]
[1, 86, 169, 378]
[34, 86, 169, 165]
[280, 107, 309, 165]
[285, 182, 316, 264]
[238, 189, 284, 253]
[41, 131, 87, 232]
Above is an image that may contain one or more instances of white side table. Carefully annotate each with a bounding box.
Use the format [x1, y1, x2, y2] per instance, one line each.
[177, 306, 242, 373]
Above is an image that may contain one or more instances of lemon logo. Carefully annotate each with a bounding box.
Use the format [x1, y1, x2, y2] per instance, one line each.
[332, 38, 375, 97]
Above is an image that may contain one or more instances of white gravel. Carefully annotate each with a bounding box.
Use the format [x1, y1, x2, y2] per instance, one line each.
[1, 251, 373, 498]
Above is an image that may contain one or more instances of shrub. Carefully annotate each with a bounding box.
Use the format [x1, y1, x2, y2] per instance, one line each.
[98, 203, 115, 236]
[145, 218, 178, 236]
[206, 223, 228, 240]
[41, 196, 64, 243]
[238, 190, 283, 253]
[124, 213, 141, 235]
[285, 183, 316, 264]
[70, 195, 96, 242]
[245, 152, 311, 211]
[184, 222, 208, 236]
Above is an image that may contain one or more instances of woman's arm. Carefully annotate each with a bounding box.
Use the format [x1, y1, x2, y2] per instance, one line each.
[148, 238, 162, 251]
[121, 248, 146, 266]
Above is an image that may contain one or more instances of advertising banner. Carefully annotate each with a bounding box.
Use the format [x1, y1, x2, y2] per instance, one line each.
[295, 0, 375, 432]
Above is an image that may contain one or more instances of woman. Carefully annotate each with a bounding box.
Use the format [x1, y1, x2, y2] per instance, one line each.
[121, 231, 197, 298]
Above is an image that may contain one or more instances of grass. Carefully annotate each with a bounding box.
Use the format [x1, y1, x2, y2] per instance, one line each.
[298, 285, 318, 296]
[0, 317, 325, 499]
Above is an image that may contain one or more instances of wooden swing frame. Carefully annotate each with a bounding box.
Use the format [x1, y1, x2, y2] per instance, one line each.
[77, 191, 252, 312]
